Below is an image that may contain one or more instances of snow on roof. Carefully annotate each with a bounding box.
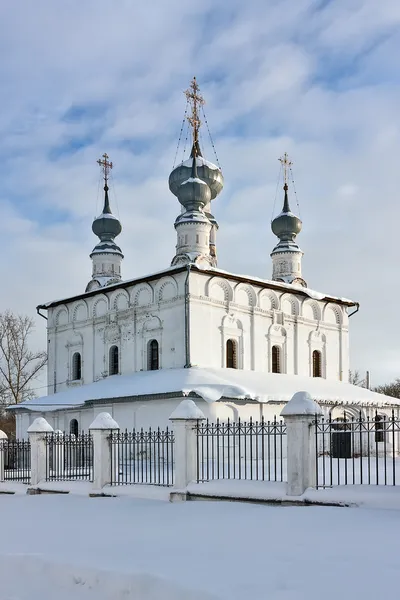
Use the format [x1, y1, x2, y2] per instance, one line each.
[11, 367, 399, 413]
[38, 264, 356, 310]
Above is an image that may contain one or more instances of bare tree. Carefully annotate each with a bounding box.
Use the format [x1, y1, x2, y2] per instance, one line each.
[349, 370, 366, 387]
[374, 378, 400, 400]
[0, 311, 47, 406]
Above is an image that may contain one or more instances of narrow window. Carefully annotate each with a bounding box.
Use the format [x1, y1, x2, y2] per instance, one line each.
[272, 346, 281, 374]
[226, 339, 237, 369]
[185, 234, 188, 245]
[375, 414, 385, 443]
[70, 419, 79, 437]
[109, 345, 119, 375]
[313, 350, 322, 377]
[196, 234, 199, 244]
[72, 352, 81, 381]
[148, 339, 159, 371]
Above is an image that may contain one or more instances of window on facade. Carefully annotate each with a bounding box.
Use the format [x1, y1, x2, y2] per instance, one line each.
[109, 345, 119, 375]
[272, 345, 281, 374]
[226, 339, 237, 369]
[148, 339, 159, 371]
[70, 419, 79, 437]
[312, 350, 322, 378]
[72, 352, 81, 381]
[375, 414, 385, 443]
[196, 234, 199, 244]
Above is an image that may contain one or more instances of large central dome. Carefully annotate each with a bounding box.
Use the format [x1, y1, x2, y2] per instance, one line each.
[169, 144, 224, 200]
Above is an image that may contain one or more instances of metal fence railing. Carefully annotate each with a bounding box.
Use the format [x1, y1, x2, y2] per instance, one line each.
[314, 411, 400, 488]
[45, 432, 93, 482]
[109, 428, 175, 486]
[0, 439, 31, 483]
[195, 417, 287, 483]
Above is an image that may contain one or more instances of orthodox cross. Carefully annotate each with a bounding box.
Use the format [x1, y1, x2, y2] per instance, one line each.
[185, 77, 205, 151]
[279, 152, 292, 186]
[97, 153, 113, 184]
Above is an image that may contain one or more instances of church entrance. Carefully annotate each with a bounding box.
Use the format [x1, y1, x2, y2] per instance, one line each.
[331, 419, 352, 458]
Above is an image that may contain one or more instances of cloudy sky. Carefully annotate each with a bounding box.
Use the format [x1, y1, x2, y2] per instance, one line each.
[1, 0, 399, 392]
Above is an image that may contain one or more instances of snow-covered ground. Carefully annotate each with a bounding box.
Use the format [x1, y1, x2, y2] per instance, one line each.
[1, 493, 400, 599]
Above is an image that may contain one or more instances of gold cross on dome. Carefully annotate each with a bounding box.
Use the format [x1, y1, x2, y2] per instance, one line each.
[279, 152, 292, 185]
[185, 76, 205, 146]
[97, 153, 113, 182]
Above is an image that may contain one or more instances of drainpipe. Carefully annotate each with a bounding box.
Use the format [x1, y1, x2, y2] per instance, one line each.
[348, 303, 360, 318]
[36, 307, 48, 320]
[184, 263, 192, 368]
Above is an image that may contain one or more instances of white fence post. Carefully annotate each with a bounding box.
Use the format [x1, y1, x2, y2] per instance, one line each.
[0, 430, 8, 482]
[27, 417, 54, 486]
[89, 412, 119, 490]
[169, 399, 205, 491]
[281, 391, 322, 496]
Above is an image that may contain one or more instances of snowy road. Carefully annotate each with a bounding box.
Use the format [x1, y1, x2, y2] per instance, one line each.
[1, 494, 400, 599]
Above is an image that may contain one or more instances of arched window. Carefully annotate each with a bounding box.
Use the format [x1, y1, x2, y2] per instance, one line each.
[375, 414, 386, 443]
[226, 339, 237, 369]
[109, 345, 119, 375]
[272, 346, 281, 374]
[72, 352, 81, 381]
[313, 350, 322, 378]
[69, 419, 79, 437]
[148, 339, 159, 371]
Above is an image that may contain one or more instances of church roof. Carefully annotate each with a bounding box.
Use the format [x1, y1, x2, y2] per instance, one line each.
[37, 264, 357, 310]
[10, 367, 398, 412]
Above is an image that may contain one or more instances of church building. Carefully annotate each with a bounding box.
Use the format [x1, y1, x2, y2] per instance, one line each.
[13, 78, 399, 437]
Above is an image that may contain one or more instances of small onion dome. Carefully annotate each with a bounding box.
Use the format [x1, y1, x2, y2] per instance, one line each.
[176, 155, 212, 211]
[271, 184, 302, 241]
[92, 184, 122, 240]
[169, 143, 224, 200]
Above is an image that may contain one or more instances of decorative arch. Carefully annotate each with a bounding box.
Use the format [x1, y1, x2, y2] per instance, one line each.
[112, 290, 130, 312]
[259, 290, 279, 311]
[133, 284, 153, 307]
[54, 306, 69, 327]
[234, 284, 256, 308]
[92, 295, 108, 318]
[206, 277, 233, 303]
[72, 301, 88, 322]
[156, 277, 179, 302]
[323, 303, 343, 325]
[141, 315, 163, 371]
[302, 300, 321, 321]
[281, 294, 300, 316]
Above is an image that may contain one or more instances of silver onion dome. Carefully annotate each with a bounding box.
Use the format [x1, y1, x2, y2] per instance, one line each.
[176, 154, 212, 211]
[169, 143, 224, 200]
[271, 184, 302, 242]
[92, 184, 122, 240]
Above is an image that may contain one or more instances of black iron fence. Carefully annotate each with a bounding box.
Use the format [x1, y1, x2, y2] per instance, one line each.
[195, 417, 287, 483]
[109, 428, 175, 486]
[314, 411, 400, 487]
[0, 439, 31, 483]
[45, 432, 93, 481]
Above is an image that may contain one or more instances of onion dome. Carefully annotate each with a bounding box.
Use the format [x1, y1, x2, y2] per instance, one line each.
[271, 184, 302, 243]
[176, 154, 212, 211]
[169, 143, 224, 200]
[90, 182, 123, 259]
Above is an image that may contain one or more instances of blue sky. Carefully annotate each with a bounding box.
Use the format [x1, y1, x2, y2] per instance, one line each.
[1, 0, 400, 389]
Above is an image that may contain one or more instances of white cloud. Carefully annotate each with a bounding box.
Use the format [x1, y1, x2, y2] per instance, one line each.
[0, 0, 399, 389]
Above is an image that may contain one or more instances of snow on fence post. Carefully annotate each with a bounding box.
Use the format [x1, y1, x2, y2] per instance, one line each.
[281, 392, 322, 496]
[169, 399, 205, 492]
[0, 430, 7, 482]
[89, 413, 119, 490]
[27, 417, 54, 486]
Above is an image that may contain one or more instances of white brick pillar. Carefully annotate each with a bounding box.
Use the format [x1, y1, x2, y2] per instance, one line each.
[0, 430, 8, 482]
[281, 391, 322, 496]
[89, 412, 119, 490]
[27, 417, 54, 486]
[169, 399, 205, 490]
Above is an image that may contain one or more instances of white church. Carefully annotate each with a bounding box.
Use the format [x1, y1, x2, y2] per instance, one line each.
[13, 78, 399, 438]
